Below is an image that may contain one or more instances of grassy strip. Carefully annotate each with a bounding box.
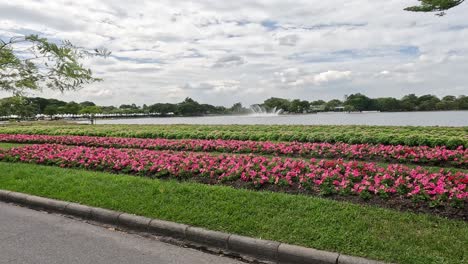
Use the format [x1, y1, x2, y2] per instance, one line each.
[0, 162, 466, 264]
[0, 143, 28, 149]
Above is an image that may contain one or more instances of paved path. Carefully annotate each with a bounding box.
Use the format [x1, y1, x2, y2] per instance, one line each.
[0, 202, 243, 264]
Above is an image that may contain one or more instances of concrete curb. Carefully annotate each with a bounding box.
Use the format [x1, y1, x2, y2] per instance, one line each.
[0, 190, 389, 264]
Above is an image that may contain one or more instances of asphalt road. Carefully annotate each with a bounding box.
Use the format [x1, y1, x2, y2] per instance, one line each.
[0, 202, 243, 264]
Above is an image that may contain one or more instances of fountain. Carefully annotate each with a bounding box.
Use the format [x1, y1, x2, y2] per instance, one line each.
[249, 105, 283, 116]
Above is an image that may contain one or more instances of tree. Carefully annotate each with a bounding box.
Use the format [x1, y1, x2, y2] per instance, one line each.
[456, 95, 468, 110]
[79, 106, 102, 115]
[374, 97, 401, 112]
[436, 95, 457, 110]
[80, 101, 96, 107]
[400, 94, 419, 111]
[148, 103, 177, 116]
[405, 0, 464, 16]
[229, 102, 247, 114]
[417, 94, 440, 111]
[290, 99, 310, 113]
[263, 97, 291, 112]
[0, 35, 109, 94]
[63, 102, 82, 114]
[0, 96, 37, 118]
[43, 105, 59, 117]
[324, 99, 343, 111]
[119, 104, 139, 110]
[344, 93, 373, 112]
[177, 97, 204, 116]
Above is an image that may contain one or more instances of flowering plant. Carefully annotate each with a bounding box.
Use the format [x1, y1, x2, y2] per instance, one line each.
[1, 144, 466, 207]
[1, 134, 466, 168]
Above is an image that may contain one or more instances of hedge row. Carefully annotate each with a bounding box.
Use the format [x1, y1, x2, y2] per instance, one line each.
[0, 124, 466, 148]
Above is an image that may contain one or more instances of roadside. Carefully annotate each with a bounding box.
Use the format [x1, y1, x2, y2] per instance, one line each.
[0, 202, 244, 264]
[0, 162, 466, 264]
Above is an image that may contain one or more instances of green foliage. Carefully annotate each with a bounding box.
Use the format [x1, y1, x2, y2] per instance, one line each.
[405, 0, 464, 16]
[1, 92, 467, 119]
[263, 97, 292, 112]
[0, 35, 109, 94]
[0, 124, 466, 148]
[0, 96, 37, 118]
[344, 93, 374, 112]
[79, 106, 102, 115]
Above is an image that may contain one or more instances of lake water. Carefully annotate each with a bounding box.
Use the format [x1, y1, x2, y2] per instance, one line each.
[91, 111, 468, 127]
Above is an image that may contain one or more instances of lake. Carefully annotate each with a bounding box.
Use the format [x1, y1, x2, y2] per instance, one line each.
[91, 111, 468, 127]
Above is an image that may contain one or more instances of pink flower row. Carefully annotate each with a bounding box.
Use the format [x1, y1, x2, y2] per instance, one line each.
[1, 144, 467, 206]
[0, 134, 466, 168]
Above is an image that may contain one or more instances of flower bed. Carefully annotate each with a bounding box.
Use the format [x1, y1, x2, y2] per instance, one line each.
[1, 144, 467, 208]
[1, 134, 466, 168]
[0, 124, 466, 148]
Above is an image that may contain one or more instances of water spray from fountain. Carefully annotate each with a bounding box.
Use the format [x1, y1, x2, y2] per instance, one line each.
[249, 105, 283, 116]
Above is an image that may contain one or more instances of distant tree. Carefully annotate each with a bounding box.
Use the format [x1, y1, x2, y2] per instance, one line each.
[148, 103, 177, 116]
[0, 96, 37, 118]
[290, 99, 310, 113]
[310, 100, 326, 106]
[324, 99, 343, 111]
[263, 97, 291, 112]
[436, 95, 458, 110]
[0, 35, 109, 94]
[63, 102, 82, 114]
[405, 0, 464, 16]
[98, 106, 114, 113]
[400, 94, 419, 111]
[200, 104, 226, 114]
[177, 97, 204, 116]
[374, 97, 402, 112]
[29, 97, 50, 113]
[456, 95, 468, 109]
[229, 102, 247, 114]
[417, 94, 440, 111]
[80, 101, 96, 107]
[43, 105, 59, 117]
[119, 103, 139, 110]
[79, 106, 102, 115]
[344, 93, 373, 112]
[214, 106, 228, 114]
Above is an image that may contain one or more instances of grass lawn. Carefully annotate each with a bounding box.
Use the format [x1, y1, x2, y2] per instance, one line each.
[0, 143, 28, 149]
[0, 162, 466, 264]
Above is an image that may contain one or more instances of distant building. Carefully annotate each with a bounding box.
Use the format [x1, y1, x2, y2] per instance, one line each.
[334, 106, 345, 112]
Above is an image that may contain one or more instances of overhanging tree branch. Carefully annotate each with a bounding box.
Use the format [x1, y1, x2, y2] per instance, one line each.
[0, 34, 110, 95]
[405, 0, 465, 16]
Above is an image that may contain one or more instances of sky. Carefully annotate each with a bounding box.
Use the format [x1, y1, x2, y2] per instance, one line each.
[1, 0, 468, 107]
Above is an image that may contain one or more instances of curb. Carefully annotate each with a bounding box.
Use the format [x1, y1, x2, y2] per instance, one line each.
[0, 190, 388, 264]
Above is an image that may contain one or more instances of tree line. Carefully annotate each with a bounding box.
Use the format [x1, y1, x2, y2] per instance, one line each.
[1, 93, 467, 119]
[263, 94, 468, 113]
[0, 97, 238, 119]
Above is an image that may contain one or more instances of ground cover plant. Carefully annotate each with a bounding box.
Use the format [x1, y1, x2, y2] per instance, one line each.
[1, 144, 467, 216]
[0, 124, 466, 148]
[0, 134, 466, 168]
[0, 124, 466, 263]
[0, 162, 467, 264]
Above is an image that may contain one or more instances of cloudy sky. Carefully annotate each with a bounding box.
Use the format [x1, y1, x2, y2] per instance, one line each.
[1, 0, 468, 106]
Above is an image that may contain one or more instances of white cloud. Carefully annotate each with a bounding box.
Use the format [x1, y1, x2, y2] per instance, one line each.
[0, 0, 467, 106]
[313, 70, 352, 84]
[185, 80, 240, 93]
[212, 55, 245, 68]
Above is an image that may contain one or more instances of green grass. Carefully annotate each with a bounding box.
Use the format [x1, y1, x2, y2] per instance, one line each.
[0, 162, 466, 264]
[0, 143, 28, 149]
